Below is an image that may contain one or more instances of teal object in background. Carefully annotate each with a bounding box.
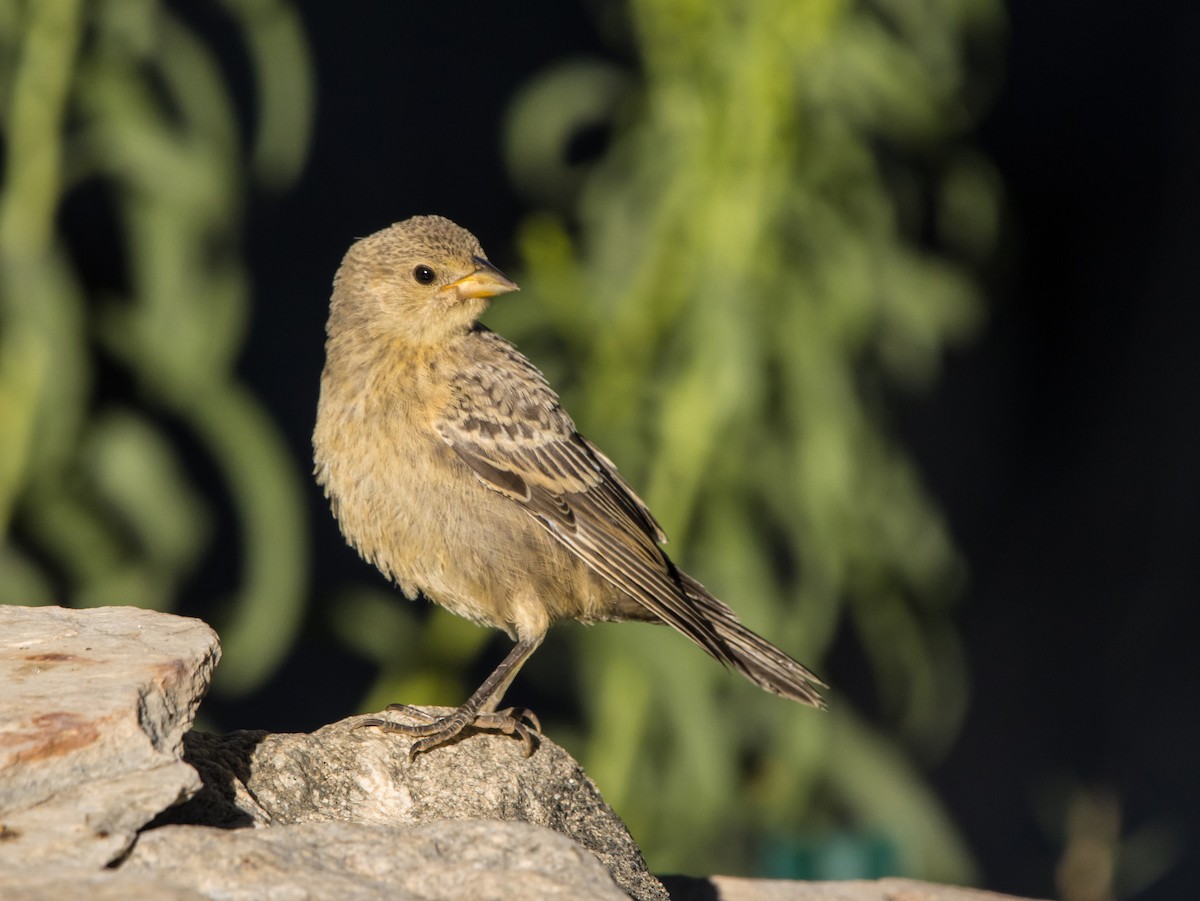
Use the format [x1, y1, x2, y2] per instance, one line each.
[760, 831, 899, 880]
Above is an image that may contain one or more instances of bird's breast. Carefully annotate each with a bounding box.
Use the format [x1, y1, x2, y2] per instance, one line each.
[314, 338, 599, 635]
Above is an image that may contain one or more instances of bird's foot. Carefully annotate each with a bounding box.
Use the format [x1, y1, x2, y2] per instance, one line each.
[357, 703, 541, 760]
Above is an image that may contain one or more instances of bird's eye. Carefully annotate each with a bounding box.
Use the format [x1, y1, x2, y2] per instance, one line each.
[413, 265, 436, 285]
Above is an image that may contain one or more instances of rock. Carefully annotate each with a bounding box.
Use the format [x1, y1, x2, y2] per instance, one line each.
[161, 715, 668, 901]
[0, 869, 209, 901]
[120, 819, 628, 900]
[0, 605, 220, 871]
[0, 606, 664, 900]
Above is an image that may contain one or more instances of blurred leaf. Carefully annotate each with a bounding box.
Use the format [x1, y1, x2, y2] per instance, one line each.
[504, 59, 632, 211]
[0, 0, 86, 533]
[329, 585, 420, 665]
[220, 0, 314, 187]
[82, 408, 210, 573]
[195, 383, 308, 695]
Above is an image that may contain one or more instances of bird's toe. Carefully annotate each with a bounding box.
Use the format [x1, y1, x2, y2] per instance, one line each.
[359, 704, 541, 759]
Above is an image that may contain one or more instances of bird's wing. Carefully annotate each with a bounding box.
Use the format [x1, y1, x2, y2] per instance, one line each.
[435, 331, 728, 656]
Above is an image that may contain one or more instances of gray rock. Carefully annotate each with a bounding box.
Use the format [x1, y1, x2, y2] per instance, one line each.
[164, 713, 669, 900]
[0, 869, 208, 901]
[121, 819, 628, 900]
[0, 605, 220, 870]
[0, 606, 665, 899]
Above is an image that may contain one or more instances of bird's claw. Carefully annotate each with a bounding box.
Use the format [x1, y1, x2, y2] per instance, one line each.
[359, 704, 541, 760]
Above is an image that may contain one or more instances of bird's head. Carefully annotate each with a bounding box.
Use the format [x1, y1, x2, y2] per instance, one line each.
[328, 215, 519, 345]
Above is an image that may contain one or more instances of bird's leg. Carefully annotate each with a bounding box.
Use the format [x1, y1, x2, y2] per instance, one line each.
[358, 633, 544, 759]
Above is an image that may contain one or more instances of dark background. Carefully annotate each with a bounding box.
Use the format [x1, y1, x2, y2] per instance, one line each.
[199, 3, 1198, 899]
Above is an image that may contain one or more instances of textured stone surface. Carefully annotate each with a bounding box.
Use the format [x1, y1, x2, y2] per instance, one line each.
[0, 606, 664, 900]
[0, 605, 219, 870]
[0, 869, 208, 901]
[163, 713, 669, 901]
[121, 820, 627, 900]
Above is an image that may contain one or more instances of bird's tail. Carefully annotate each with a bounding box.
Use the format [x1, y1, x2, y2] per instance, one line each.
[678, 571, 827, 709]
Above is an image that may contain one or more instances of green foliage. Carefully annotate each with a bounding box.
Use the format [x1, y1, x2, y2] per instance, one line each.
[2, 0, 1005, 882]
[492, 0, 1003, 879]
[0, 0, 313, 694]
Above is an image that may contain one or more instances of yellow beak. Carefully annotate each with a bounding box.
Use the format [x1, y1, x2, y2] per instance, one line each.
[449, 256, 520, 300]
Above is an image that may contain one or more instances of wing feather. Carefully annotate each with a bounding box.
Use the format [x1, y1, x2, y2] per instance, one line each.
[437, 331, 723, 653]
[434, 331, 827, 708]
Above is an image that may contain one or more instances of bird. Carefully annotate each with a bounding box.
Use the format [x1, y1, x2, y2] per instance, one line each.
[313, 214, 826, 759]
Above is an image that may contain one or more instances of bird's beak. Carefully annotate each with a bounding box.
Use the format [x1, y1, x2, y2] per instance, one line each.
[449, 256, 520, 300]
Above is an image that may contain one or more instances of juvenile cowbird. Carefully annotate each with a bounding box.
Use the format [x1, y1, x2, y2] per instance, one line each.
[314, 215, 825, 758]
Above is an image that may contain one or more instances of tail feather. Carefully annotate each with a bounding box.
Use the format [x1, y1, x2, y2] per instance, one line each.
[677, 571, 827, 709]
